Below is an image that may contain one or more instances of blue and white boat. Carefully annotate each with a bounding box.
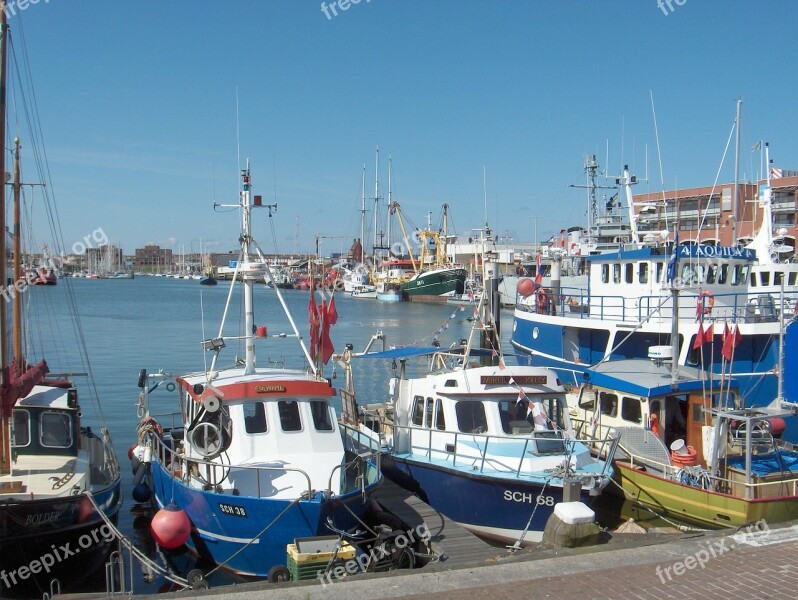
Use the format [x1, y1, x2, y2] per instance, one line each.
[134, 163, 381, 581]
[510, 167, 792, 421]
[341, 306, 618, 545]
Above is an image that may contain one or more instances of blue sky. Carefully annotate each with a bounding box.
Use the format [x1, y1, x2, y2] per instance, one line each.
[8, 0, 798, 256]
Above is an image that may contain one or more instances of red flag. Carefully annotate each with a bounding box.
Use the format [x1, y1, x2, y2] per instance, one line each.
[704, 322, 714, 343]
[308, 290, 320, 360]
[327, 295, 338, 326]
[320, 300, 335, 365]
[692, 322, 704, 350]
[722, 323, 741, 361]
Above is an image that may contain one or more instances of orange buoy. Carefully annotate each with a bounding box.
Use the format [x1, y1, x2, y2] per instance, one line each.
[517, 278, 535, 297]
[649, 413, 660, 437]
[256, 325, 268, 338]
[151, 503, 192, 549]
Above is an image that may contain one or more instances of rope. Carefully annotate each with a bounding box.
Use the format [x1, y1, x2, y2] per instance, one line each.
[607, 475, 707, 533]
[507, 478, 550, 551]
[83, 492, 189, 589]
[203, 495, 305, 578]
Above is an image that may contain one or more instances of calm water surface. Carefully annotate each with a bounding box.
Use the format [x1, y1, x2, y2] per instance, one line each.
[30, 276, 498, 594]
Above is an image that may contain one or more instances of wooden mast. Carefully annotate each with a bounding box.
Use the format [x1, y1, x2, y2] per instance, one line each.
[12, 137, 21, 366]
[0, 1, 10, 476]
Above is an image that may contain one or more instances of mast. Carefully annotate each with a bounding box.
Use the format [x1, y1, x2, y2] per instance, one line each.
[441, 203, 449, 267]
[241, 161, 256, 375]
[360, 162, 366, 260]
[732, 99, 742, 245]
[12, 138, 21, 367]
[387, 155, 393, 256]
[0, 2, 9, 476]
[372, 146, 380, 262]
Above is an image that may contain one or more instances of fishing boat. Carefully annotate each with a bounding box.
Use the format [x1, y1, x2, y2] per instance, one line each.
[198, 274, 217, 286]
[394, 204, 467, 303]
[351, 283, 377, 299]
[510, 166, 789, 417]
[569, 322, 798, 528]
[132, 163, 382, 581]
[338, 255, 618, 545]
[0, 9, 121, 594]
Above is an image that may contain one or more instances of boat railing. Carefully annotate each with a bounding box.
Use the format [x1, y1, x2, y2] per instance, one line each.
[144, 420, 316, 499]
[517, 287, 796, 325]
[331, 422, 382, 496]
[395, 422, 617, 480]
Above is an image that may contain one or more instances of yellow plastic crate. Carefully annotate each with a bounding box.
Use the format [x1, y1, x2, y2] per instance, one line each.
[286, 536, 356, 581]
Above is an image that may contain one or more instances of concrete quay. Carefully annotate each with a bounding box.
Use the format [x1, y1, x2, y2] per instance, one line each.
[136, 523, 798, 600]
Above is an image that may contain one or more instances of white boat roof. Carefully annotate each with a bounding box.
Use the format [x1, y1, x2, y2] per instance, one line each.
[16, 384, 71, 410]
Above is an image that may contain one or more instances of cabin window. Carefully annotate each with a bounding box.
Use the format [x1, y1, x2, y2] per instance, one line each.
[578, 388, 596, 410]
[750, 272, 758, 287]
[621, 397, 642, 423]
[601, 264, 609, 283]
[310, 400, 334, 432]
[718, 264, 728, 284]
[277, 400, 302, 432]
[775, 271, 784, 286]
[695, 264, 706, 284]
[40, 411, 72, 448]
[243, 402, 268, 434]
[543, 397, 567, 430]
[434, 398, 446, 430]
[12, 410, 30, 447]
[680, 264, 698, 286]
[411, 396, 425, 426]
[498, 399, 532, 434]
[625, 263, 633, 284]
[789, 272, 797, 286]
[656, 262, 664, 283]
[599, 392, 618, 417]
[534, 430, 566, 455]
[731, 264, 749, 286]
[455, 401, 487, 434]
[706, 264, 718, 284]
[638, 263, 648, 284]
[760, 271, 771, 286]
[613, 264, 621, 284]
[424, 397, 434, 428]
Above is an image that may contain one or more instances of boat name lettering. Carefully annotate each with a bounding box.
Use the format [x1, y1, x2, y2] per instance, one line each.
[25, 511, 61, 526]
[481, 376, 547, 385]
[255, 385, 287, 393]
[504, 490, 555, 506]
[218, 503, 248, 518]
[677, 246, 754, 260]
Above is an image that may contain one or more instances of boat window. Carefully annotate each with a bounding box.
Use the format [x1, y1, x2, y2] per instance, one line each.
[411, 396, 425, 426]
[638, 263, 648, 284]
[277, 400, 302, 432]
[498, 399, 532, 434]
[599, 392, 618, 417]
[750, 272, 757, 287]
[731, 264, 749, 286]
[760, 271, 770, 286]
[625, 263, 633, 284]
[696, 264, 706, 284]
[40, 411, 72, 448]
[12, 410, 30, 447]
[533, 430, 566, 455]
[424, 397, 434, 428]
[775, 271, 784, 286]
[656, 262, 664, 283]
[455, 401, 487, 434]
[680, 263, 697, 286]
[434, 398, 446, 430]
[578, 388, 596, 410]
[601, 264, 609, 284]
[705, 264, 717, 284]
[613, 264, 621, 284]
[544, 397, 567, 430]
[310, 400, 334, 432]
[243, 402, 268, 434]
[718, 264, 728, 284]
[621, 397, 642, 423]
[789, 272, 797, 286]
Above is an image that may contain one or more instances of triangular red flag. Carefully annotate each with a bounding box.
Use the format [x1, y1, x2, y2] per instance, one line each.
[722, 323, 735, 361]
[308, 290, 320, 360]
[320, 300, 335, 365]
[692, 322, 704, 350]
[327, 295, 338, 326]
[704, 322, 714, 343]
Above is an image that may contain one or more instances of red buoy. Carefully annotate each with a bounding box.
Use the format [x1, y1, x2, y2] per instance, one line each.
[517, 278, 535, 298]
[128, 443, 139, 461]
[150, 503, 191, 549]
[768, 417, 787, 438]
[256, 325, 268, 338]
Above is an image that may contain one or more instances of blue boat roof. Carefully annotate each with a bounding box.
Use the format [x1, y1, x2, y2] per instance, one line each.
[587, 245, 755, 263]
[582, 359, 736, 397]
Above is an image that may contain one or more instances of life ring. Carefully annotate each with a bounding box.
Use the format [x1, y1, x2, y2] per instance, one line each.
[697, 290, 714, 315]
[536, 289, 548, 314]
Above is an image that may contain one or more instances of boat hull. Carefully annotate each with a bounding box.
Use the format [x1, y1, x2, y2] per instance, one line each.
[0, 482, 121, 596]
[404, 268, 467, 302]
[149, 461, 378, 578]
[381, 454, 587, 544]
[615, 461, 798, 529]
